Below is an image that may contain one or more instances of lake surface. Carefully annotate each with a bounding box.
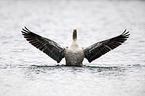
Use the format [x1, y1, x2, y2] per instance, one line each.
[0, 0, 145, 96]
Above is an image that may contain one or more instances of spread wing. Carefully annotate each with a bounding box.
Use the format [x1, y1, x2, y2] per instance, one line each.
[21, 27, 65, 63]
[84, 29, 130, 63]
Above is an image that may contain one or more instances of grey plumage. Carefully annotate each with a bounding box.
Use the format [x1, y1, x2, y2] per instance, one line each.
[84, 29, 130, 62]
[21, 27, 130, 65]
[21, 27, 65, 63]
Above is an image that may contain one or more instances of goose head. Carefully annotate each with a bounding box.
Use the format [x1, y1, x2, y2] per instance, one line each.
[73, 29, 77, 41]
[70, 29, 79, 49]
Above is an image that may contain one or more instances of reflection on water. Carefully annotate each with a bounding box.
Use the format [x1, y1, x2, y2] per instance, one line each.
[29, 64, 122, 73]
[1, 64, 143, 76]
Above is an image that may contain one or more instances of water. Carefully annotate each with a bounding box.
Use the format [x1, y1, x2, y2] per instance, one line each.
[0, 0, 145, 96]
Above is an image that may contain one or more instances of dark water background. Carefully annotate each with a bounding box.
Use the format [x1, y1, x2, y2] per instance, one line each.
[0, 0, 145, 96]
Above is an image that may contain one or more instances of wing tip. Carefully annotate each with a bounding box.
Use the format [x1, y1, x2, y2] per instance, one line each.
[21, 26, 31, 35]
[122, 29, 130, 38]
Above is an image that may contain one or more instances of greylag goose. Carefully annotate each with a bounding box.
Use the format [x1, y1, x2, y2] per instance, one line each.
[22, 27, 130, 66]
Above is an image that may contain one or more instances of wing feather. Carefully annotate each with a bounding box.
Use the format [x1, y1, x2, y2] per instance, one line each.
[21, 27, 65, 63]
[84, 29, 130, 63]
